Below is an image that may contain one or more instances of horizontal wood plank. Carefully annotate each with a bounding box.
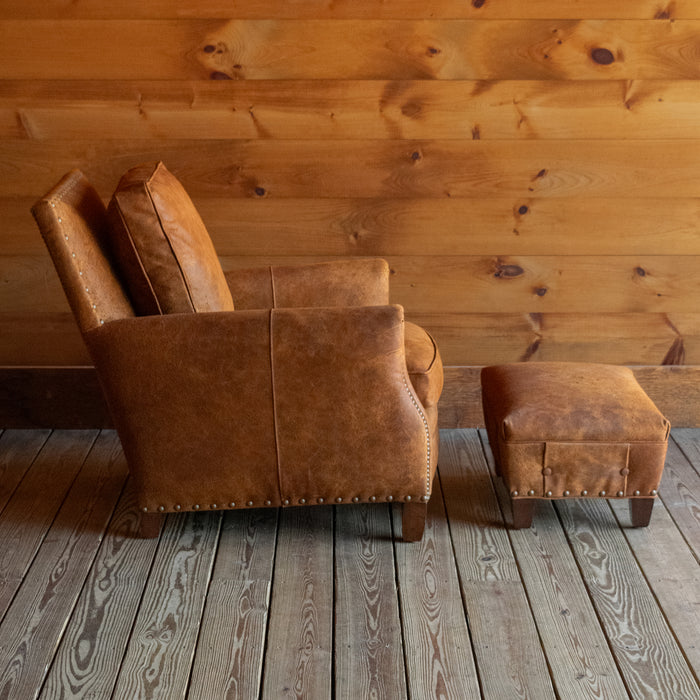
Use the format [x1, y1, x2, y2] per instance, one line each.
[4, 80, 700, 141]
[4, 139, 700, 200]
[2, 0, 699, 20]
[8, 195, 700, 258]
[6, 254, 700, 315]
[2, 20, 700, 80]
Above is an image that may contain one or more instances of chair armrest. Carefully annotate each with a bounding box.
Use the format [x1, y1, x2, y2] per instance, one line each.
[224, 258, 390, 309]
[83, 304, 432, 510]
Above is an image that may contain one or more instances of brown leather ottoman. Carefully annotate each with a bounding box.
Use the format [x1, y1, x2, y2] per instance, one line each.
[481, 363, 670, 528]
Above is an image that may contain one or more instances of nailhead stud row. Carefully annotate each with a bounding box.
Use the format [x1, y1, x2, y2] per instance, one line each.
[50, 196, 105, 326]
[510, 489, 659, 498]
[402, 376, 432, 499]
[141, 493, 429, 513]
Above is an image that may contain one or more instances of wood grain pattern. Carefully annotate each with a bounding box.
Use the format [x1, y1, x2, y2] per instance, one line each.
[0, 430, 97, 618]
[658, 434, 700, 558]
[189, 508, 278, 700]
[557, 498, 700, 699]
[439, 431, 555, 698]
[0, 431, 126, 700]
[609, 482, 700, 679]
[262, 507, 333, 700]
[3, 0, 700, 20]
[111, 512, 221, 700]
[7, 254, 700, 316]
[392, 476, 481, 699]
[479, 430, 631, 699]
[39, 482, 160, 700]
[0, 429, 49, 510]
[4, 139, 700, 200]
[3, 20, 700, 81]
[334, 504, 407, 700]
[4, 80, 700, 141]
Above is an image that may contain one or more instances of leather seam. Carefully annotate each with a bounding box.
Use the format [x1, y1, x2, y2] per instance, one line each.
[143, 177, 196, 312]
[402, 375, 432, 497]
[269, 266, 277, 307]
[269, 308, 284, 503]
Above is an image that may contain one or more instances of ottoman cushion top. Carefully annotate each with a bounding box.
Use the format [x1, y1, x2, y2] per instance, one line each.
[481, 362, 670, 444]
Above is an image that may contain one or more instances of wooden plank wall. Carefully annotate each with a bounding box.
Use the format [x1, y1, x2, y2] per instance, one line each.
[1, 1, 700, 424]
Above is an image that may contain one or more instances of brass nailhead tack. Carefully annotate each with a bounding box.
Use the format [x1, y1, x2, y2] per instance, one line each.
[651, 489, 658, 496]
[563, 490, 570, 497]
[528, 489, 535, 496]
[546, 490, 553, 497]
[634, 490, 641, 496]
[283, 499, 290, 505]
[193, 504, 200, 510]
[617, 491, 624, 497]
[369, 496, 376, 502]
[581, 490, 588, 496]
[211, 504, 217, 509]
[299, 498, 306, 504]
[511, 490, 519, 497]
[158, 506, 165, 512]
[421, 495, 430, 502]
[174, 504, 181, 511]
[142, 507, 149, 513]
[318, 497, 325, 503]
[247, 500, 254, 506]
[599, 490, 606, 496]
[229, 502, 236, 507]
[265, 499, 272, 506]
[352, 496, 360, 502]
[620, 468, 630, 476]
[336, 497, 343, 503]
[387, 495, 394, 501]
[405, 495, 412, 501]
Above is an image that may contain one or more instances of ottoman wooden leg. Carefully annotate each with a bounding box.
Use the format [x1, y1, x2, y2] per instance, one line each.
[402, 502, 427, 542]
[630, 498, 655, 527]
[512, 499, 535, 529]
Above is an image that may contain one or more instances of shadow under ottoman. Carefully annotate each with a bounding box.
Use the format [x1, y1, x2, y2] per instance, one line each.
[481, 362, 670, 529]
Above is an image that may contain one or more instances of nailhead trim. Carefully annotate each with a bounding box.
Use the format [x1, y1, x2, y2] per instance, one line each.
[402, 376, 432, 499]
[48, 182, 104, 328]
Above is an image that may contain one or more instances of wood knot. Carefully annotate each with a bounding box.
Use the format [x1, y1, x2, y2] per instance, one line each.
[411, 151, 422, 161]
[472, 0, 486, 7]
[427, 46, 441, 56]
[254, 187, 266, 197]
[494, 264, 524, 279]
[636, 266, 646, 277]
[534, 287, 548, 297]
[210, 71, 232, 80]
[518, 205, 529, 215]
[591, 48, 615, 65]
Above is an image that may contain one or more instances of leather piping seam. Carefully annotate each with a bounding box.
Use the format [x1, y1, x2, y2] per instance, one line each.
[402, 375, 431, 497]
[143, 177, 196, 312]
[269, 308, 284, 503]
[269, 266, 277, 307]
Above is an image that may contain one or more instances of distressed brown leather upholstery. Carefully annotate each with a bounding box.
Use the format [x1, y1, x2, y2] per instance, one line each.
[481, 362, 669, 528]
[33, 167, 443, 541]
[107, 161, 234, 315]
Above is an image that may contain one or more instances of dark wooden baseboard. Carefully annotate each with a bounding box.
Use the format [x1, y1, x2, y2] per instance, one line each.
[1, 365, 699, 429]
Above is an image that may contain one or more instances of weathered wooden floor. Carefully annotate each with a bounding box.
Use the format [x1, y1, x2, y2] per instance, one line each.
[0, 428, 698, 700]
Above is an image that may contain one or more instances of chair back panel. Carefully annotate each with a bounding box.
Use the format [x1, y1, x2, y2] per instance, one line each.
[32, 170, 134, 334]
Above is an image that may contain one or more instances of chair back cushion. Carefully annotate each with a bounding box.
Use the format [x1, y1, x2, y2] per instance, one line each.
[107, 161, 234, 315]
[32, 170, 135, 334]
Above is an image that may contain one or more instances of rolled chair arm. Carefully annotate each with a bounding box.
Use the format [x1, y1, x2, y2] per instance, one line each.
[84, 304, 433, 512]
[224, 258, 390, 309]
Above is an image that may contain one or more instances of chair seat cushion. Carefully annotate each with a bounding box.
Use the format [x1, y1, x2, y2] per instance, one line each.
[107, 161, 234, 315]
[405, 321, 443, 408]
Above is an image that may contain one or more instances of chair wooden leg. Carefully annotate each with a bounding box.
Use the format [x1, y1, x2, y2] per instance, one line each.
[139, 512, 164, 538]
[630, 498, 655, 527]
[402, 502, 427, 542]
[512, 498, 535, 529]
